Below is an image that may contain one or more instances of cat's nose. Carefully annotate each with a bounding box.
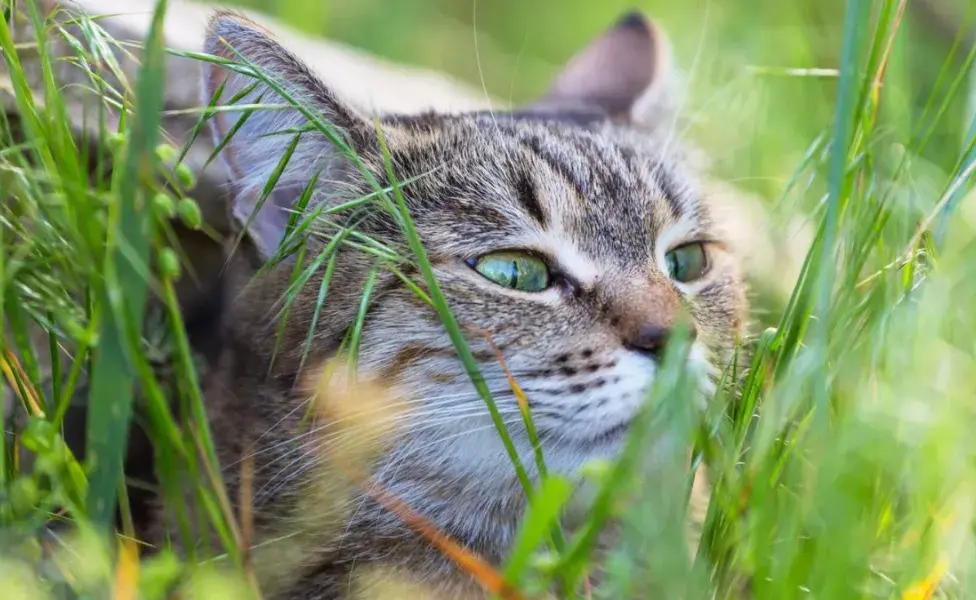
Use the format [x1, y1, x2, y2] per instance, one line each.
[610, 276, 690, 358]
[624, 322, 695, 358]
[624, 322, 669, 357]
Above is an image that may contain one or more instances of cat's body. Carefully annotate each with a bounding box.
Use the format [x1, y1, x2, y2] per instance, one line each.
[150, 11, 746, 598]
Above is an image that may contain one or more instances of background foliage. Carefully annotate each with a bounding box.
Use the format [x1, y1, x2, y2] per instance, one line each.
[229, 0, 973, 195]
[1, 0, 976, 598]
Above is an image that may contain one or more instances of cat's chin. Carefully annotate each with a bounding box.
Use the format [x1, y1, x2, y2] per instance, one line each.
[541, 426, 631, 474]
[576, 420, 632, 450]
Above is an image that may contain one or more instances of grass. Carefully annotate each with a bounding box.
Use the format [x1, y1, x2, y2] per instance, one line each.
[1, 0, 976, 598]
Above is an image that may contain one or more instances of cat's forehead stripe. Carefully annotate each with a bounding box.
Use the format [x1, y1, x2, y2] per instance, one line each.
[513, 158, 548, 227]
[383, 113, 708, 267]
[647, 162, 686, 220]
[505, 121, 689, 222]
[518, 136, 588, 201]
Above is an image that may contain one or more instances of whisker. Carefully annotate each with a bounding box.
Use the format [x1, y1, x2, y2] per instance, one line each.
[228, 394, 513, 470]
[352, 417, 529, 520]
[341, 419, 525, 531]
[248, 405, 514, 479]
[251, 409, 523, 504]
[246, 395, 315, 451]
[254, 415, 525, 508]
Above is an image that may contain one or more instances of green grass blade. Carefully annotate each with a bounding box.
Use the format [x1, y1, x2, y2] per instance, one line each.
[372, 123, 533, 497]
[84, 0, 168, 527]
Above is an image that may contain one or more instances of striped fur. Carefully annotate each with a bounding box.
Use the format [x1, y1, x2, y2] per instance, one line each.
[163, 10, 748, 599]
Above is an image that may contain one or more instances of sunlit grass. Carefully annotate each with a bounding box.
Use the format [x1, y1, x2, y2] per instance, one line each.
[1, 0, 976, 598]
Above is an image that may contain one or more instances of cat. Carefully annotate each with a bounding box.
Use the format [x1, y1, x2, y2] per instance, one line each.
[152, 9, 747, 599]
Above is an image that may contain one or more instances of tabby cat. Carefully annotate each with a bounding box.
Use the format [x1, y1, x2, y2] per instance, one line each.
[165, 9, 746, 598]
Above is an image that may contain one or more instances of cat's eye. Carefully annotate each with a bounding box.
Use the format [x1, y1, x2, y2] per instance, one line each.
[469, 252, 551, 292]
[665, 242, 709, 283]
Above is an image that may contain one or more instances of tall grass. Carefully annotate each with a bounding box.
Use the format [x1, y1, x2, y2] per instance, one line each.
[1, 0, 976, 598]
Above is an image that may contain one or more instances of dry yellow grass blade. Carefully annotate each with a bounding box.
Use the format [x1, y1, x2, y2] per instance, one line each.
[901, 557, 948, 600]
[239, 444, 258, 596]
[485, 338, 529, 415]
[112, 538, 139, 600]
[355, 473, 523, 600]
[309, 362, 409, 464]
[306, 360, 523, 600]
[870, 0, 908, 106]
[898, 505, 964, 600]
[2, 348, 45, 417]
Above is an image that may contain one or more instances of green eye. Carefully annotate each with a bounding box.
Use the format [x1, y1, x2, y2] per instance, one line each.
[469, 252, 551, 292]
[665, 242, 709, 283]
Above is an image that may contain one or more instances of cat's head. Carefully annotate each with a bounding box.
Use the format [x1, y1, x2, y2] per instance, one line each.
[202, 11, 745, 504]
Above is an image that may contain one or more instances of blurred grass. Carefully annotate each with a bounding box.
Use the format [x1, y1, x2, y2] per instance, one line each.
[226, 0, 971, 196]
[1, 0, 976, 598]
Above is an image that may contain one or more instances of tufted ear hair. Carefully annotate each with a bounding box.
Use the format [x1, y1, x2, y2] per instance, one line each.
[530, 11, 680, 127]
[201, 12, 375, 260]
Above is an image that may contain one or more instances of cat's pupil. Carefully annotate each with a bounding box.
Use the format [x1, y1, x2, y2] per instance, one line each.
[508, 259, 519, 287]
[667, 253, 679, 279]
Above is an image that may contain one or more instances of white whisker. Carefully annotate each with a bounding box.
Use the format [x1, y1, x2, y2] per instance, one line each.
[250, 408, 523, 506]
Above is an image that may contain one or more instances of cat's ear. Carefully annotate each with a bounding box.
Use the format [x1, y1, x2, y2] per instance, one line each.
[533, 11, 679, 126]
[201, 12, 373, 260]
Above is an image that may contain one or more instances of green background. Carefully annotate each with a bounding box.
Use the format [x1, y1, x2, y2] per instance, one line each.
[221, 0, 973, 202]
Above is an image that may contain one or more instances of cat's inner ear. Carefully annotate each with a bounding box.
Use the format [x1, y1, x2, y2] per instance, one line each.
[533, 11, 677, 125]
[201, 12, 373, 260]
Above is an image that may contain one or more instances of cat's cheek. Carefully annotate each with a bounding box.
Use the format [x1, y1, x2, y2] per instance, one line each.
[678, 263, 742, 343]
